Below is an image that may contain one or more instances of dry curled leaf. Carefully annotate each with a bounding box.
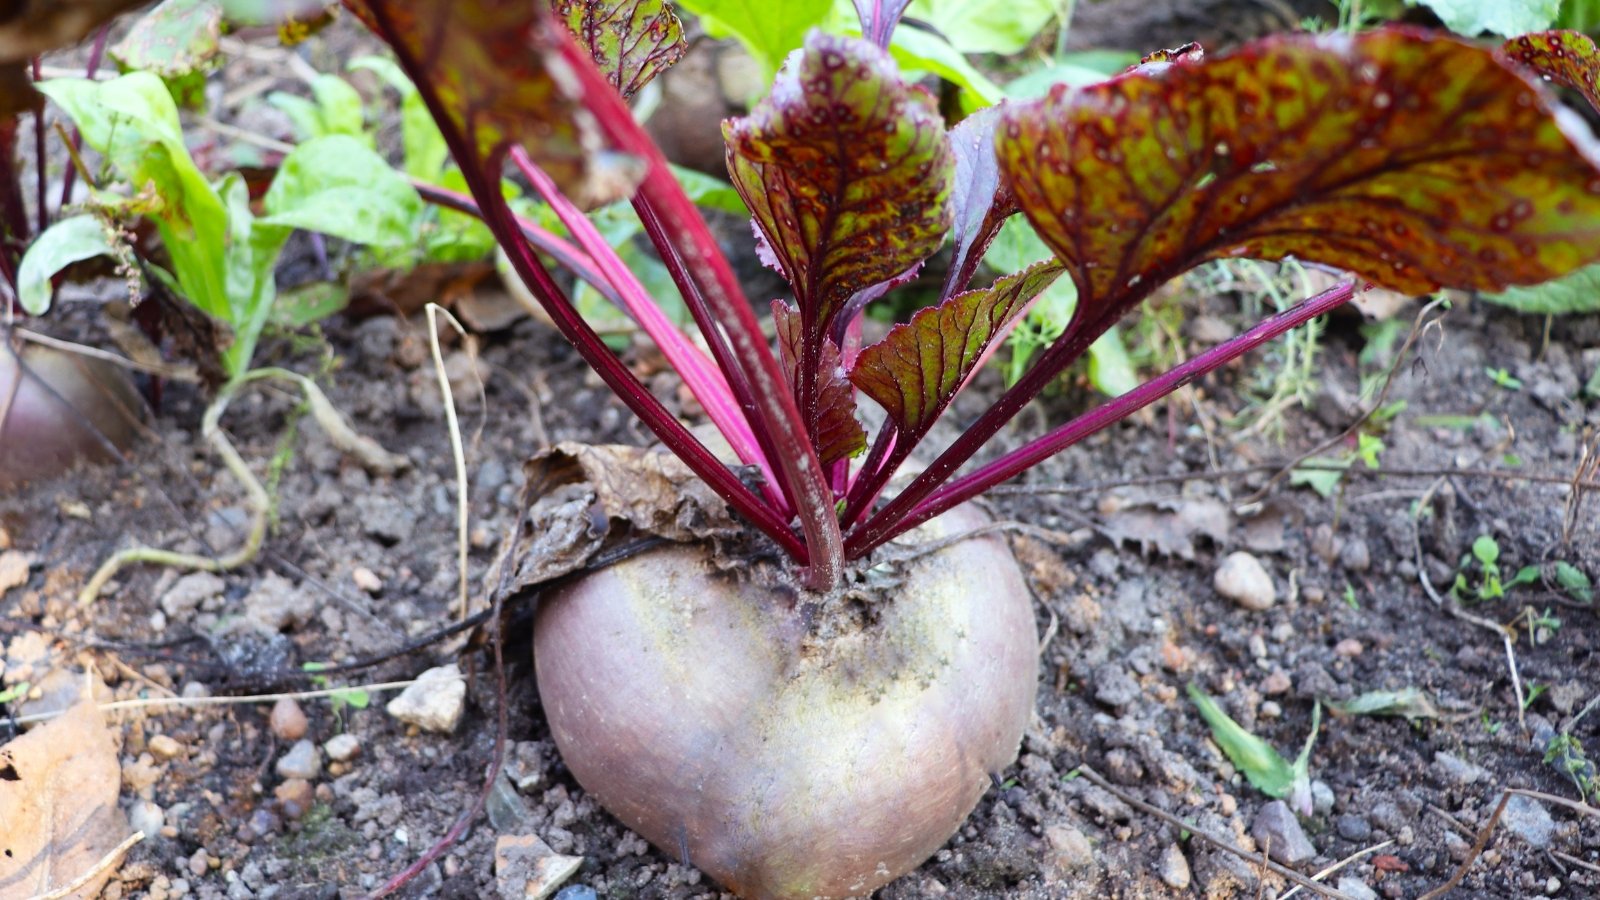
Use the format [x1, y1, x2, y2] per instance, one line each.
[0, 698, 132, 899]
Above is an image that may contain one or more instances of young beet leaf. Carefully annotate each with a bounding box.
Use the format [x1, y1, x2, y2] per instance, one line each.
[559, 0, 687, 100]
[845, 28, 1600, 555]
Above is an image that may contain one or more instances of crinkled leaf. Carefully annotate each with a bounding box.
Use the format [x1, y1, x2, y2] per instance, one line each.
[1501, 30, 1600, 114]
[1481, 261, 1600, 314]
[343, 0, 619, 204]
[852, 0, 913, 49]
[725, 32, 953, 336]
[998, 30, 1600, 335]
[946, 105, 1018, 293]
[1556, 561, 1594, 603]
[1409, 0, 1559, 38]
[673, 0, 832, 81]
[109, 0, 223, 107]
[774, 301, 865, 465]
[17, 215, 120, 315]
[907, 0, 1061, 55]
[557, 0, 687, 100]
[852, 261, 1062, 434]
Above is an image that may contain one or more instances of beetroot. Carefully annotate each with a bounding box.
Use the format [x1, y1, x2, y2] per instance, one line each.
[0, 341, 142, 489]
[534, 504, 1037, 900]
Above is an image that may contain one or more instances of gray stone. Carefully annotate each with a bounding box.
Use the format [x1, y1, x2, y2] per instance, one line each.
[1368, 800, 1405, 834]
[494, 834, 582, 900]
[275, 739, 321, 781]
[128, 799, 165, 837]
[1339, 538, 1372, 573]
[1503, 793, 1556, 849]
[324, 734, 360, 763]
[1157, 842, 1191, 890]
[161, 572, 227, 618]
[1310, 780, 1335, 817]
[1432, 751, 1489, 786]
[1336, 877, 1379, 900]
[387, 664, 466, 733]
[1251, 800, 1316, 866]
[553, 889, 597, 900]
[1215, 552, 1275, 610]
[1336, 814, 1372, 842]
[1044, 823, 1096, 872]
[243, 574, 316, 633]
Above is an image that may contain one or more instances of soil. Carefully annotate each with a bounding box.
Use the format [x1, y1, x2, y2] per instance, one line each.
[4, 7, 1600, 900]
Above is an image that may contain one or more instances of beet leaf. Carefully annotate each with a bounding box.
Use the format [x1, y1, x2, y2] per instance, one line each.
[1501, 30, 1600, 115]
[850, 0, 913, 49]
[560, 0, 687, 100]
[774, 301, 866, 465]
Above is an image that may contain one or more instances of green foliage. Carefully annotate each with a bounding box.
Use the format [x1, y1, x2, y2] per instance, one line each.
[1556, 561, 1594, 602]
[1482, 263, 1600, 315]
[17, 215, 122, 315]
[1408, 0, 1561, 36]
[674, 0, 835, 80]
[906, 0, 1064, 54]
[39, 72, 421, 379]
[108, 0, 224, 107]
[1188, 684, 1321, 815]
[270, 73, 369, 143]
[1485, 367, 1524, 391]
[1452, 534, 1508, 601]
[0, 681, 30, 705]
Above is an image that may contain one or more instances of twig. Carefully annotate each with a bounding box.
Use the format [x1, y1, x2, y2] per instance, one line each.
[1074, 766, 1351, 899]
[1421, 788, 1600, 900]
[1554, 850, 1600, 875]
[1565, 692, 1600, 735]
[8, 680, 417, 726]
[15, 328, 199, 381]
[426, 304, 479, 622]
[1278, 840, 1396, 900]
[25, 831, 145, 900]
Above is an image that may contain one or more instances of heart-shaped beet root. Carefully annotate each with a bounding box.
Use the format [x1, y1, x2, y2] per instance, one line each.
[533, 503, 1037, 899]
[1, 341, 142, 490]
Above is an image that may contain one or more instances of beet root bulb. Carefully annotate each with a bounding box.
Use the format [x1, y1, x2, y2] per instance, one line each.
[533, 504, 1038, 899]
[0, 341, 142, 489]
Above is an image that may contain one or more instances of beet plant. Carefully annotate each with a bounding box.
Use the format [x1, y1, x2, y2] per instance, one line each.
[334, 1, 1600, 896]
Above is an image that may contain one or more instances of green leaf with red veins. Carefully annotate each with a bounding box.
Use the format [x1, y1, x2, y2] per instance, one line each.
[997, 29, 1600, 334]
[557, 0, 687, 100]
[945, 105, 1018, 295]
[773, 302, 866, 465]
[343, 0, 619, 203]
[1501, 30, 1600, 115]
[724, 31, 954, 339]
[851, 261, 1063, 435]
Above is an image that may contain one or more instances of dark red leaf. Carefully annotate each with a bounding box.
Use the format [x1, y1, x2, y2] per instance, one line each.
[557, 0, 687, 100]
[851, 261, 1063, 435]
[851, 0, 913, 49]
[1501, 30, 1600, 114]
[724, 31, 954, 339]
[774, 301, 866, 465]
[945, 104, 1018, 296]
[997, 29, 1600, 331]
[344, 0, 627, 204]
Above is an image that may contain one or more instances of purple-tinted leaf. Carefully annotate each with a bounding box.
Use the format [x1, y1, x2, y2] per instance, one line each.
[851, 0, 913, 49]
[831, 258, 922, 345]
[773, 301, 866, 465]
[851, 261, 1062, 434]
[343, 0, 626, 204]
[1501, 30, 1600, 115]
[724, 31, 954, 338]
[944, 105, 1018, 296]
[998, 29, 1600, 330]
[557, 0, 687, 100]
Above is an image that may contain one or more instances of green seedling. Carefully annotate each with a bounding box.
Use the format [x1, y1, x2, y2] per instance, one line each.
[1524, 606, 1563, 645]
[1522, 682, 1549, 711]
[1485, 366, 1524, 391]
[1188, 683, 1321, 816]
[1342, 583, 1361, 610]
[1290, 432, 1386, 498]
[1556, 561, 1594, 603]
[1545, 732, 1598, 803]
[0, 681, 32, 705]
[1452, 534, 1507, 602]
[303, 662, 372, 726]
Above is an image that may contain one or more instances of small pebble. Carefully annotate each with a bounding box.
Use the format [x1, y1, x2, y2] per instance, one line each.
[1251, 800, 1317, 865]
[1336, 814, 1372, 842]
[269, 698, 308, 742]
[352, 566, 384, 594]
[129, 800, 165, 836]
[1311, 781, 1335, 817]
[386, 664, 466, 733]
[1215, 552, 1276, 611]
[274, 778, 314, 819]
[1333, 638, 1364, 658]
[325, 733, 361, 762]
[1259, 701, 1282, 719]
[1157, 843, 1190, 890]
[148, 734, 183, 762]
[1336, 877, 1379, 900]
[275, 739, 321, 781]
[1261, 670, 1292, 695]
[188, 848, 209, 878]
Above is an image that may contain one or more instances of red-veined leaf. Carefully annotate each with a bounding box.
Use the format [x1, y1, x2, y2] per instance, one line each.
[343, 0, 628, 204]
[558, 0, 687, 100]
[724, 31, 954, 339]
[997, 29, 1600, 330]
[1501, 30, 1600, 114]
[851, 261, 1062, 435]
[945, 104, 1018, 295]
[774, 301, 866, 465]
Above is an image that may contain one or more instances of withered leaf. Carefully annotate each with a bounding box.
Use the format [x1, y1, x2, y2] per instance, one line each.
[557, 0, 687, 100]
[998, 30, 1600, 335]
[851, 261, 1062, 436]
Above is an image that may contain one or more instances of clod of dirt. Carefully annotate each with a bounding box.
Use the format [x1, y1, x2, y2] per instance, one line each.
[1250, 800, 1316, 866]
[243, 573, 317, 632]
[158, 571, 226, 619]
[385, 663, 466, 733]
[1502, 794, 1557, 849]
[1157, 843, 1191, 890]
[0, 698, 132, 898]
[1214, 551, 1276, 611]
[269, 697, 309, 741]
[0, 549, 31, 594]
[494, 833, 583, 900]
